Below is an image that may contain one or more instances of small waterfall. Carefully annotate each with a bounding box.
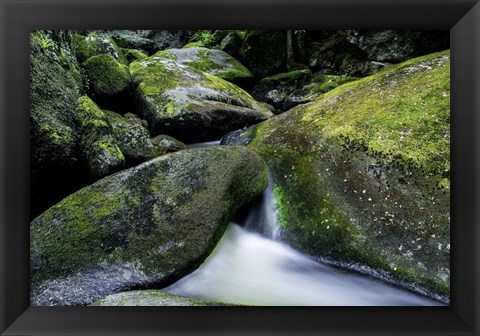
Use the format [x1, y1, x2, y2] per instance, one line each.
[243, 179, 280, 240]
[165, 178, 443, 306]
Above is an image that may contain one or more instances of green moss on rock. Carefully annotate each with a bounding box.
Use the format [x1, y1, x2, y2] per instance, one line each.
[30, 36, 82, 168]
[260, 69, 312, 85]
[153, 47, 253, 82]
[103, 110, 166, 163]
[82, 54, 131, 97]
[31, 146, 268, 306]
[122, 48, 148, 63]
[76, 96, 125, 177]
[130, 55, 272, 142]
[72, 33, 126, 64]
[248, 51, 451, 297]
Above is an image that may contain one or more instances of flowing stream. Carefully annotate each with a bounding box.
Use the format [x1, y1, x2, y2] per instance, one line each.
[166, 142, 443, 306]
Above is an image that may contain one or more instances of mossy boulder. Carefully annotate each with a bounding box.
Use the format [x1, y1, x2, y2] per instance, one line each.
[97, 30, 155, 54]
[30, 32, 85, 218]
[122, 48, 148, 63]
[103, 110, 167, 165]
[30, 146, 269, 306]
[72, 33, 126, 64]
[82, 54, 132, 101]
[30, 36, 81, 170]
[150, 30, 195, 51]
[251, 70, 312, 112]
[152, 135, 188, 152]
[219, 31, 243, 58]
[251, 70, 357, 112]
[130, 56, 273, 142]
[239, 30, 287, 78]
[91, 290, 233, 306]
[245, 51, 451, 298]
[76, 96, 125, 177]
[154, 47, 253, 83]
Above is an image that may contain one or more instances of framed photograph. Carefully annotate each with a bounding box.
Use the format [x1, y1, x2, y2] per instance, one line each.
[1, 0, 479, 335]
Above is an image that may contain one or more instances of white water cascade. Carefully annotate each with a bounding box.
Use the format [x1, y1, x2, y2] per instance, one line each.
[166, 181, 443, 306]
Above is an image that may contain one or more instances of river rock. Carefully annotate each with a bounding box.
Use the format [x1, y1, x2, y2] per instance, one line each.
[98, 30, 155, 54]
[246, 51, 451, 297]
[239, 30, 287, 78]
[130, 55, 273, 142]
[152, 135, 188, 152]
[103, 110, 167, 165]
[82, 54, 132, 104]
[75, 96, 125, 177]
[91, 290, 233, 306]
[122, 48, 148, 63]
[30, 146, 269, 306]
[30, 31, 85, 218]
[251, 70, 357, 112]
[72, 33, 126, 64]
[154, 47, 253, 83]
[219, 31, 243, 58]
[150, 30, 195, 51]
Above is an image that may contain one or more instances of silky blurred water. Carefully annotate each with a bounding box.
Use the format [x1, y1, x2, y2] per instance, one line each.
[166, 182, 442, 306]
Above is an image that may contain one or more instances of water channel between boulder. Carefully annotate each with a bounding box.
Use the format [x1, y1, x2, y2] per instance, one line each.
[166, 143, 442, 306]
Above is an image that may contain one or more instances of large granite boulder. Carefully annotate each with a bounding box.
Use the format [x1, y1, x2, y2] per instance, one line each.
[30, 31, 85, 218]
[82, 54, 133, 110]
[153, 47, 253, 83]
[72, 33, 126, 64]
[96, 30, 155, 54]
[31, 146, 269, 305]
[130, 54, 273, 142]
[238, 51, 451, 299]
[75, 96, 125, 178]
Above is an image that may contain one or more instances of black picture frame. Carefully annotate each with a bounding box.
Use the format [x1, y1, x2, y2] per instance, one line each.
[1, 0, 479, 335]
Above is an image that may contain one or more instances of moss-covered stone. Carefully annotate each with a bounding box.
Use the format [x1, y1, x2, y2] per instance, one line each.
[251, 70, 356, 112]
[151, 135, 188, 152]
[219, 32, 243, 58]
[122, 48, 148, 63]
[103, 110, 166, 164]
[182, 42, 203, 49]
[91, 290, 234, 306]
[30, 37, 81, 168]
[72, 33, 126, 64]
[30, 146, 268, 306]
[263, 69, 309, 83]
[30, 31, 85, 218]
[246, 51, 451, 298]
[97, 30, 155, 54]
[76, 96, 125, 177]
[130, 55, 272, 142]
[153, 47, 253, 83]
[82, 54, 132, 98]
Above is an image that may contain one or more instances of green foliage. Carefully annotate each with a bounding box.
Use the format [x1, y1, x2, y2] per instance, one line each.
[31, 31, 56, 51]
[189, 30, 217, 47]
